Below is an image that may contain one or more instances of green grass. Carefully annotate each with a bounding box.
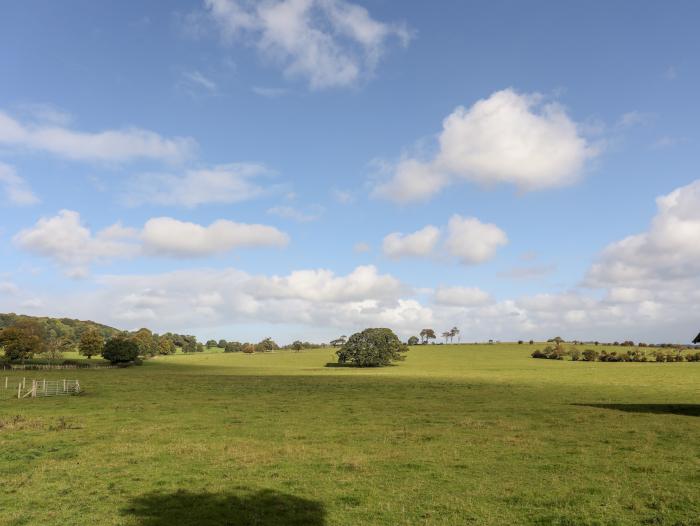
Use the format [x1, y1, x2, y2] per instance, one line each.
[1, 344, 698, 525]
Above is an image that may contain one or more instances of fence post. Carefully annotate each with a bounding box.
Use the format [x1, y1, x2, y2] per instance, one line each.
[63, 379, 66, 392]
[32, 380, 37, 398]
[17, 382, 21, 399]
[22, 377, 26, 389]
[4, 377, 7, 389]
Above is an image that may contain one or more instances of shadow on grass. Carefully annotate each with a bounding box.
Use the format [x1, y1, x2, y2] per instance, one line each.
[574, 403, 700, 417]
[125, 489, 325, 526]
[324, 362, 354, 368]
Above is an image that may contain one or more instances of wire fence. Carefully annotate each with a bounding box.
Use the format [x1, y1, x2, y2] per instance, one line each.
[1, 377, 81, 399]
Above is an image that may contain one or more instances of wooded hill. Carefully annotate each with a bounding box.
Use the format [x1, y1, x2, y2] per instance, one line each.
[0, 313, 122, 342]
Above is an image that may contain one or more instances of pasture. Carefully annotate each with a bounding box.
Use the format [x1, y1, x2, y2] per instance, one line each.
[1, 344, 698, 525]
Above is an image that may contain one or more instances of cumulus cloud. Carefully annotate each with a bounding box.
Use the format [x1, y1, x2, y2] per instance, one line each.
[124, 163, 271, 207]
[200, 0, 411, 89]
[13, 210, 139, 278]
[0, 162, 39, 205]
[0, 110, 195, 163]
[444, 215, 508, 264]
[382, 216, 507, 264]
[382, 225, 440, 259]
[141, 217, 289, 257]
[372, 89, 596, 203]
[586, 179, 700, 287]
[13, 210, 289, 275]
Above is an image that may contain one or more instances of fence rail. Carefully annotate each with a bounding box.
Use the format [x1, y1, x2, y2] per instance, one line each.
[1, 377, 81, 399]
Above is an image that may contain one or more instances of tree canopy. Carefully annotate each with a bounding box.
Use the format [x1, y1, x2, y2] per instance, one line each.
[336, 328, 408, 367]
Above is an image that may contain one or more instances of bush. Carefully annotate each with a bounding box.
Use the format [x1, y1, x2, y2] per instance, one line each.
[102, 336, 139, 364]
[570, 349, 581, 361]
[582, 349, 598, 361]
[224, 341, 243, 353]
[242, 343, 256, 354]
[336, 328, 408, 367]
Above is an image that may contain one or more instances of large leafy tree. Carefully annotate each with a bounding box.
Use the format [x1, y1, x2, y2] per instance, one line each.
[79, 328, 104, 359]
[419, 328, 436, 344]
[336, 328, 408, 367]
[0, 320, 45, 362]
[407, 336, 419, 346]
[102, 336, 139, 363]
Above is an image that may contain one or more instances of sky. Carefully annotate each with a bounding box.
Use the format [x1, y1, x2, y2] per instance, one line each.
[1, 0, 700, 344]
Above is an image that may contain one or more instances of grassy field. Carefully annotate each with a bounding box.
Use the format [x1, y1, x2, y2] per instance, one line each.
[1, 344, 698, 525]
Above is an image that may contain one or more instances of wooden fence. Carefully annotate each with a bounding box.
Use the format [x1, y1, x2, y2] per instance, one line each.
[1, 377, 81, 399]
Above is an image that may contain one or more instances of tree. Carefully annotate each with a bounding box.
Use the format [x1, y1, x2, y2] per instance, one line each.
[442, 331, 451, 343]
[79, 328, 104, 359]
[102, 336, 139, 364]
[407, 336, 419, 346]
[291, 340, 304, 352]
[224, 341, 243, 353]
[450, 327, 460, 343]
[330, 335, 347, 347]
[218, 339, 228, 348]
[158, 338, 176, 355]
[419, 329, 436, 344]
[205, 339, 217, 348]
[242, 343, 256, 354]
[0, 321, 44, 362]
[336, 328, 409, 367]
[131, 328, 158, 357]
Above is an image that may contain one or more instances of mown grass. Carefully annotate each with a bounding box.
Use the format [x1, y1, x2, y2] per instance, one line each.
[1, 344, 698, 525]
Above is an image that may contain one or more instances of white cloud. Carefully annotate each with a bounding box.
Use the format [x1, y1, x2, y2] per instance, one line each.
[267, 204, 324, 222]
[434, 286, 491, 306]
[124, 163, 271, 207]
[372, 89, 596, 203]
[0, 162, 39, 205]
[201, 0, 411, 89]
[0, 109, 195, 163]
[332, 188, 355, 204]
[14, 211, 289, 274]
[587, 179, 700, 287]
[13, 210, 139, 277]
[141, 217, 289, 257]
[382, 225, 440, 259]
[444, 215, 508, 264]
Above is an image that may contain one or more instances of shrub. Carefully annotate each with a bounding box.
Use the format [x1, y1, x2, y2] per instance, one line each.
[686, 352, 700, 362]
[102, 336, 139, 364]
[570, 349, 581, 361]
[242, 343, 256, 354]
[224, 341, 243, 353]
[582, 349, 599, 362]
[337, 328, 408, 367]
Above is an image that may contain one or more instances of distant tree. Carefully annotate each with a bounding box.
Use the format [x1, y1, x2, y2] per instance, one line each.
[79, 328, 104, 359]
[196, 343, 205, 352]
[158, 338, 176, 355]
[218, 339, 228, 348]
[442, 331, 451, 344]
[420, 329, 436, 344]
[224, 341, 243, 353]
[337, 328, 408, 367]
[131, 328, 158, 357]
[102, 336, 139, 364]
[518, 340, 524, 345]
[205, 339, 217, 348]
[407, 336, 419, 346]
[450, 327, 460, 343]
[330, 336, 347, 347]
[256, 337, 279, 352]
[0, 321, 44, 362]
[242, 343, 256, 354]
[529, 340, 534, 345]
[182, 336, 197, 354]
[291, 340, 304, 352]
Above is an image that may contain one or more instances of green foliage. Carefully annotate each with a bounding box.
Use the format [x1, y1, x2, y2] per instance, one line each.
[102, 336, 139, 364]
[218, 339, 228, 348]
[206, 340, 218, 348]
[256, 337, 279, 352]
[79, 328, 104, 359]
[582, 349, 599, 362]
[224, 341, 243, 353]
[0, 320, 45, 362]
[419, 328, 436, 344]
[336, 328, 408, 367]
[157, 338, 176, 355]
[407, 336, 419, 346]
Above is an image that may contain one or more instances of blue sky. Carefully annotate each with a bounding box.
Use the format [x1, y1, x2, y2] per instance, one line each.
[1, 0, 699, 343]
